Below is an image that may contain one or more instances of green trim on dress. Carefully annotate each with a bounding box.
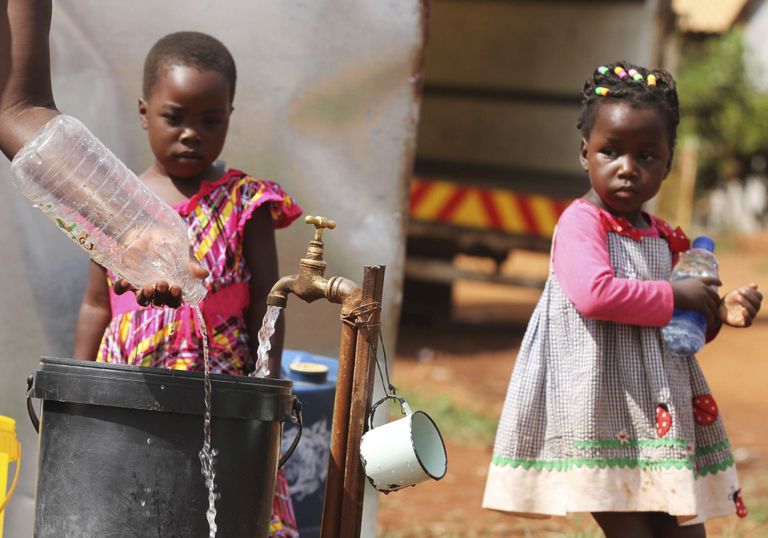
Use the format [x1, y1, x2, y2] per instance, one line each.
[491, 438, 735, 478]
[490, 454, 693, 472]
[574, 438, 688, 449]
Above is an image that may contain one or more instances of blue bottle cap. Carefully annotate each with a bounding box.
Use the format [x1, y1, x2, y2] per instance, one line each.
[692, 236, 715, 252]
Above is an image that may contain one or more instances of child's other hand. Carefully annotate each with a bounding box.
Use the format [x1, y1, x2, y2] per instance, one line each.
[114, 256, 209, 308]
[671, 277, 722, 322]
[719, 283, 762, 328]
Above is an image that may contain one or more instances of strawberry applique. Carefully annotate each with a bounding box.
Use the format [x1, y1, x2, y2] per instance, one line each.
[693, 394, 719, 426]
[729, 487, 748, 518]
[656, 404, 672, 437]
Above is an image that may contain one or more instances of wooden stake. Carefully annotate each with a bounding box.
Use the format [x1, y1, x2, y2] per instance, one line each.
[320, 314, 358, 538]
[339, 265, 386, 538]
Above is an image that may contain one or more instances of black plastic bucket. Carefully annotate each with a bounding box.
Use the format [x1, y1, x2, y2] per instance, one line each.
[26, 357, 301, 538]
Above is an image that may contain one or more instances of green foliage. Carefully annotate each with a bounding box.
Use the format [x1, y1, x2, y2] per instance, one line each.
[392, 390, 498, 447]
[677, 28, 768, 189]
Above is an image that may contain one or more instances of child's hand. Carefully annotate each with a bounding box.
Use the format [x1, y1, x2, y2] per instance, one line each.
[671, 277, 722, 322]
[719, 283, 762, 328]
[114, 256, 209, 308]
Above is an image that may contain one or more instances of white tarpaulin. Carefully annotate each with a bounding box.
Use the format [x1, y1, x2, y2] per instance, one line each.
[0, 1, 425, 535]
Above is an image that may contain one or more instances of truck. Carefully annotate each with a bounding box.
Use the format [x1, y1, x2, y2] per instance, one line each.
[404, 0, 675, 321]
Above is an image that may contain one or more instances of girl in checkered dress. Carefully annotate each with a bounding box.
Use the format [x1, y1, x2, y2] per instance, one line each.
[483, 62, 763, 537]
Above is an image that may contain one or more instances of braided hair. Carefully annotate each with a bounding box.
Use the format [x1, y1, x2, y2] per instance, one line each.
[143, 31, 237, 102]
[577, 61, 679, 150]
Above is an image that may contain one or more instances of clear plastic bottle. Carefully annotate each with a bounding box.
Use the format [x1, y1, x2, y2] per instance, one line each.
[661, 236, 718, 357]
[10, 114, 207, 304]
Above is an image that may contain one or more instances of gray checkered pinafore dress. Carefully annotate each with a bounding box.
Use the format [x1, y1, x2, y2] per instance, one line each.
[483, 223, 742, 524]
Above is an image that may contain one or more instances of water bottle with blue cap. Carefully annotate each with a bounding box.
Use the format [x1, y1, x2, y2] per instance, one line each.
[662, 236, 719, 356]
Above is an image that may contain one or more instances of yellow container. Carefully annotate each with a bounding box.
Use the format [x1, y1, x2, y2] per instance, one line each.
[0, 416, 20, 538]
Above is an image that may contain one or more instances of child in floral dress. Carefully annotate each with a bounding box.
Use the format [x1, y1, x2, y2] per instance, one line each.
[483, 62, 763, 537]
[73, 32, 301, 537]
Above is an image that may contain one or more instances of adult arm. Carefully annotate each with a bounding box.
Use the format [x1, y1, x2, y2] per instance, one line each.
[0, 0, 60, 159]
[73, 261, 112, 360]
[244, 205, 284, 378]
[0, 0, 206, 307]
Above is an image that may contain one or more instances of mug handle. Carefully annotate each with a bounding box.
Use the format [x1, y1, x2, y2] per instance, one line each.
[366, 394, 412, 431]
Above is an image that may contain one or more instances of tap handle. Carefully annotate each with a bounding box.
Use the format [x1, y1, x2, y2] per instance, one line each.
[305, 215, 336, 242]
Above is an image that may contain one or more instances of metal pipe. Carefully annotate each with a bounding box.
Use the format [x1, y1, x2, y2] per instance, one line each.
[319, 319, 357, 538]
[266, 274, 298, 308]
[265, 216, 368, 537]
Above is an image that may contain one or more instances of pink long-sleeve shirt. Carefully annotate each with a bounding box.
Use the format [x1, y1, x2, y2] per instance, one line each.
[552, 199, 688, 327]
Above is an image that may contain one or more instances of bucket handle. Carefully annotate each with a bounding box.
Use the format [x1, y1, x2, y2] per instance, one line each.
[367, 395, 412, 431]
[278, 397, 302, 469]
[0, 441, 21, 514]
[26, 374, 39, 433]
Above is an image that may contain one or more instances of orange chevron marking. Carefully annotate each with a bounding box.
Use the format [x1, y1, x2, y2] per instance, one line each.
[410, 177, 569, 238]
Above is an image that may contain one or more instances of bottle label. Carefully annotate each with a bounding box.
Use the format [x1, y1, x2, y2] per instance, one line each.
[670, 309, 706, 329]
[55, 218, 94, 251]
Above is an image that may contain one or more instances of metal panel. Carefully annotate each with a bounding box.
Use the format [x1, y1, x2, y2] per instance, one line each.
[414, 0, 661, 197]
[423, 1, 656, 91]
[417, 97, 583, 175]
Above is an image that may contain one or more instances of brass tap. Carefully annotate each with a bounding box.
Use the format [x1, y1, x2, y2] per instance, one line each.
[267, 215, 361, 315]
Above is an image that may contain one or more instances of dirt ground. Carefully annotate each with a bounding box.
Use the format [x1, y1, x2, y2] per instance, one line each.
[377, 238, 768, 537]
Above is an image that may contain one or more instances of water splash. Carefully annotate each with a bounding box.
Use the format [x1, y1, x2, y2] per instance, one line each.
[250, 305, 282, 378]
[193, 305, 218, 538]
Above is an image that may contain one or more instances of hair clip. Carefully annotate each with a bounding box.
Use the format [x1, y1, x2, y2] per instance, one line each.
[628, 68, 643, 81]
[647, 74, 657, 87]
[597, 66, 609, 75]
[614, 66, 628, 79]
[595, 87, 610, 96]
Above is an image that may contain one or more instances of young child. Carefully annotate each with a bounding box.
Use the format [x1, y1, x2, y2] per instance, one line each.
[71, 32, 301, 537]
[482, 62, 763, 537]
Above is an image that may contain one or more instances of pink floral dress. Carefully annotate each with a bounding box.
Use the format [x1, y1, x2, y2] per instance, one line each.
[97, 168, 300, 371]
[97, 168, 302, 536]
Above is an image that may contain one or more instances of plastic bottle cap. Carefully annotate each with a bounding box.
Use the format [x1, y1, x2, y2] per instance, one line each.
[692, 236, 715, 252]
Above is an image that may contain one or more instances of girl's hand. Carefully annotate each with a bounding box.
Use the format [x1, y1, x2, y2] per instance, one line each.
[671, 277, 722, 323]
[114, 255, 209, 308]
[719, 283, 762, 328]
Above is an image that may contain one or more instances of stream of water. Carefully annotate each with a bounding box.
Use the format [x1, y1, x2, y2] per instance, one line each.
[190, 303, 281, 537]
[250, 305, 282, 378]
[193, 305, 218, 538]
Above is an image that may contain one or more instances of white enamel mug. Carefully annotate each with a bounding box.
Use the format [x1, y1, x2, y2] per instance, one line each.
[359, 395, 447, 493]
